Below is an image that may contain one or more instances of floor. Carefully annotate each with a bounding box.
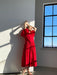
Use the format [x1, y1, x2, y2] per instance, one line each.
[1, 66, 57, 75]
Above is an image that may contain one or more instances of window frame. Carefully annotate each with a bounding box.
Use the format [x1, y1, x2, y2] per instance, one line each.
[43, 3, 57, 48]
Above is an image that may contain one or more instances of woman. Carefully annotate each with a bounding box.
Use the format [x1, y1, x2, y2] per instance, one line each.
[21, 20, 37, 75]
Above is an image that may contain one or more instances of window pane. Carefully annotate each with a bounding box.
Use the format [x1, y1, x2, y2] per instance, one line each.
[53, 37, 57, 47]
[45, 17, 52, 26]
[45, 5, 52, 16]
[53, 16, 57, 25]
[53, 27, 57, 36]
[54, 5, 57, 15]
[45, 27, 52, 36]
[44, 37, 52, 47]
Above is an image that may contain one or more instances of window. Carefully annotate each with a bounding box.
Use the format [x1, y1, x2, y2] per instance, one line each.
[43, 3, 57, 48]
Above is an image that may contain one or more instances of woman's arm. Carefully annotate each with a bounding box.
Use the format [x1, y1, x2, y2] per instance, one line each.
[32, 26, 37, 32]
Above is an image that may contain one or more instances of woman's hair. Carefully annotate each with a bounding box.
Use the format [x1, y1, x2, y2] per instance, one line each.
[24, 20, 28, 26]
[24, 20, 28, 23]
[27, 25, 32, 29]
[27, 26, 29, 29]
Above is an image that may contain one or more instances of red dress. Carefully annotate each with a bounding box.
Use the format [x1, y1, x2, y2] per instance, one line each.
[21, 28, 37, 67]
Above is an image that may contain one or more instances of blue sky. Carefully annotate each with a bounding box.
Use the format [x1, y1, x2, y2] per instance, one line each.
[44, 5, 57, 47]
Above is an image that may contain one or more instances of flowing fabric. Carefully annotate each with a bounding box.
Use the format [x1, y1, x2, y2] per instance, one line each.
[21, 28, 37, 67]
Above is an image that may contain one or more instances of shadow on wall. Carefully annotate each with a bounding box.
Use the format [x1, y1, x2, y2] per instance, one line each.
[1, 20, 35, 73]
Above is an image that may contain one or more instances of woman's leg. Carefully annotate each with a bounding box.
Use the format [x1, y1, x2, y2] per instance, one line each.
[27, 67, 33, 75]
[27, 67, 30, 73]
[22, 67, 27, 75]
[22, 66, 33, 75]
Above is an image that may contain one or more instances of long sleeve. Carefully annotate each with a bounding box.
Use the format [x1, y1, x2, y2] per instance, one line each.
[32, 30, 35, 36]
[21, 29, 25, 38]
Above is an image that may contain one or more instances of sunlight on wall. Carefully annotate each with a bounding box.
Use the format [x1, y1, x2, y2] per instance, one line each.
[0, 29, 12, 62]
[0, 25, 22, 62]
[29, 20, 35, 27]
[0, 29, 12, 73]
[0, 26, 21, 73]
[12, 26, 22, 35]
[0, 61, 6, 73]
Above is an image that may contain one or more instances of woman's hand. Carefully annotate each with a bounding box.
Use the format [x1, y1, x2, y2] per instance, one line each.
[24, 22, 29, 29]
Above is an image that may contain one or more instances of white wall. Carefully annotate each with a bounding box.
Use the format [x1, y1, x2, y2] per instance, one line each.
[35, 0, 57, 68]
[0, 0, 35, 73]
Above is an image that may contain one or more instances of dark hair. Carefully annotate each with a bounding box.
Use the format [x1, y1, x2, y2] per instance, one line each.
[27, 26, 29, 29]
[27, 25, 32, 29]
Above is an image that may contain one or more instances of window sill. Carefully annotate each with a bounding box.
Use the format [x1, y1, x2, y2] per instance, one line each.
[40, 47, 57, 50]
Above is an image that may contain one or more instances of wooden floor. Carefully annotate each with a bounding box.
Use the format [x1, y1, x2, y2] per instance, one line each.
[1, 66, 57, 75]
